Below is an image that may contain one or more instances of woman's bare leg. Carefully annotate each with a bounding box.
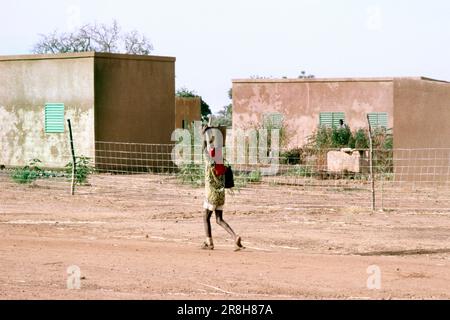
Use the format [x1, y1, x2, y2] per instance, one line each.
[215, 210, 245, 250]
[215, 210, 236, 238]
[202, 209, 214, 249]
[204, 209, 213, 238]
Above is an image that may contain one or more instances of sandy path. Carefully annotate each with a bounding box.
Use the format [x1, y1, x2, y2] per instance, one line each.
[1, 174, 449, 299]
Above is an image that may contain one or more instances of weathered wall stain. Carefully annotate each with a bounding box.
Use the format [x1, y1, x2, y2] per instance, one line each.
[232, 76, 450, 183]
[232, 78, 396, 148]
[0, 52, 176, 168]
[0, 106, 95, 167]
[0, 55, 95, 167]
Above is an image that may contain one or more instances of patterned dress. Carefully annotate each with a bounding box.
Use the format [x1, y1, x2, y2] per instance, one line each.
[203, 163, 226, 211]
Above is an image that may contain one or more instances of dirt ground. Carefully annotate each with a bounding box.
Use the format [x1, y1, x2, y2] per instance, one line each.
[1, 173, 450, 300]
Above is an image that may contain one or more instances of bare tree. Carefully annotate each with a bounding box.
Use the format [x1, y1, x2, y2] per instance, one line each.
[85, 20, 121, 53]
[32, 20, 153, 55]
[32, 30, 93, 54]
[124, 30, 153, 55]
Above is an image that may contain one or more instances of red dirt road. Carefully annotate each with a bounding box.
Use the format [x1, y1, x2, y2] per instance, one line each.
[1, 174, 450, 299]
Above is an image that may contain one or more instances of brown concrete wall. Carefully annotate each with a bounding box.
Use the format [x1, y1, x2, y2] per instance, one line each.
[232, 78, 394, 148]
[175, 96, 201, 129]
[94, 53, 175, 144]
[393, 78, 450, 184]
[93, 53, 176, 170]
[394, 78, 450, 149]
[0, 53, 95, 167]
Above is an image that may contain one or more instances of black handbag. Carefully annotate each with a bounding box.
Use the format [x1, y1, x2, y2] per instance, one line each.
[224, 165, 235, 189]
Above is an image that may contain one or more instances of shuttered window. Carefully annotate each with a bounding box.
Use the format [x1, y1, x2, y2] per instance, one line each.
[319, 112, 345, 127]
[45, 103, 65, 133]
[368, 112, 388, 128]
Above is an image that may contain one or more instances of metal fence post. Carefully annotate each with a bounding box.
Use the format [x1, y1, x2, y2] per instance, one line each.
[67, 119, 76, 196]
[367, 115, 375, 211]
[381, 174, 384, 211]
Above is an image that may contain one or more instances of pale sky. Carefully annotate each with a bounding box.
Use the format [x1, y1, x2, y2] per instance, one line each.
[1, 0, 450, 113]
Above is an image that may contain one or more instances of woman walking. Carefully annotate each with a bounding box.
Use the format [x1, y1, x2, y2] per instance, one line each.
[201, 126, 245, 251]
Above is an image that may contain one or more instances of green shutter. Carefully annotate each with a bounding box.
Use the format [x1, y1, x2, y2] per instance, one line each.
[45, 103, 65, 133]
[319, 112, 333, 127]
[332, 112, 345, 127]
[368, 112, 388, 128]
[379, 113, 388, 128]
[320, 112, 345, 127]
[368, 113, 378, 127]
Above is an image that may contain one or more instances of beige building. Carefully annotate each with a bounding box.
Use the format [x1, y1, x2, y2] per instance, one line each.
[232, 77, 450, 150]
[0, 52, 176, 168]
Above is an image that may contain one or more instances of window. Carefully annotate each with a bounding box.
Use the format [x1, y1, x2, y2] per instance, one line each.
[45, 103, 65, 133]
[319, 112, 345, 127]
[263, 112, 284, 129]
[368, 112, 388, 128]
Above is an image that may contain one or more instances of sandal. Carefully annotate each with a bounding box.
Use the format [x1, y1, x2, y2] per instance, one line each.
[234, 236, 246, 251]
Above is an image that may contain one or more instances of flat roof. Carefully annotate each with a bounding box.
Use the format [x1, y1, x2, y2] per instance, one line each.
[0, 51, 176, 62]
[232, 76, 450, 84]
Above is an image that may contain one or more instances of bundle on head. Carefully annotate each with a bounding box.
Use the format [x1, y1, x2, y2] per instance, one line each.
[202, 126, 227, 149]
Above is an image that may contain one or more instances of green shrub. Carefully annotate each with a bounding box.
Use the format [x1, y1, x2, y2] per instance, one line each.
[353, 129, 369, 149]
[312, 126, 333, 149]
[234, 169, 262, 186]
[285, 165, 314, 178]
[65, 156, 94, 185]
[372, 128, 393, 150]
[11, 168, 39, 184]
[308, 126, 351, 149]
[383, 134, 393, 150]
[178, 163, 204, 187]
[331, 125, 352, 147]
[280, 148, 303, 165]
[308, 126, 392, 151]
[247, 169, 262, 183]
[371, 129, 394, 174]
[11, 159, 46, 184]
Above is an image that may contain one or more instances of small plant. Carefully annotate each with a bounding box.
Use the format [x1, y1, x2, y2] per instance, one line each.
[11, 168, 39, 184]
[351, 129, 369, 149]
[236, 169, 262, 185]
[308, 126, 392, 151]
[308, 126, 331, 149]
[331, 125, 352, 148]
[280, 148, 303, 165]
[178, 163, 205, 187]
[65, 156, 94, 185]
[285, 165, 315, 178]
[247, 169, 262, 183]
[29, 158, 43, 171]
[11, 159, 44, 184]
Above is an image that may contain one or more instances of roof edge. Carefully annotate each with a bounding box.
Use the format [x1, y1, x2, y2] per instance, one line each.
[232, 77, 395, 84]
[417, 76, 450, 84]
[232, 76, 450, 84]
[0, 52, 176, 62]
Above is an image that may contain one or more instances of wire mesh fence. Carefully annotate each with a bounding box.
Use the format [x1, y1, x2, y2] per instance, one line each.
[1, 141, 450, 212]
